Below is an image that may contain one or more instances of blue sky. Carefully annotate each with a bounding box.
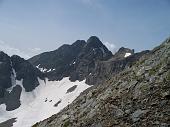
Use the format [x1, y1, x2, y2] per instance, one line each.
[0, 0, 170, 58]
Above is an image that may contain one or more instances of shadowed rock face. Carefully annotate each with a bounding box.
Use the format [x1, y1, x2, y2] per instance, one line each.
[11, 55, 45, 92]
[3, 85, 22, 111]
[29, 36, 113, 82]
[0, 52, 45, 111]
[0, 51, 12, 97]
[113, 47, 134, 60]
[29, 40, 87, 81]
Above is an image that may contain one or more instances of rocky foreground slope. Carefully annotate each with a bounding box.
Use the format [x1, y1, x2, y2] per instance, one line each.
[33, 38, 170, 127]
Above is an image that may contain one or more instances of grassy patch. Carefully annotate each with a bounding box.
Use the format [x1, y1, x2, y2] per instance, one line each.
[166, 71, 170, 81]
[63, 120, 70, 127]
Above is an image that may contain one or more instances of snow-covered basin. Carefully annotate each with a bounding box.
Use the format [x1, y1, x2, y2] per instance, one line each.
[0, 77, 91, 127]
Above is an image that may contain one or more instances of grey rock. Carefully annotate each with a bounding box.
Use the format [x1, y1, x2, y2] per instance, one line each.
[131, 109, 148, 122]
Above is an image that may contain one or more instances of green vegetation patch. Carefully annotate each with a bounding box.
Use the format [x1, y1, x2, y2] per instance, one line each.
[63, 120, 71, 127]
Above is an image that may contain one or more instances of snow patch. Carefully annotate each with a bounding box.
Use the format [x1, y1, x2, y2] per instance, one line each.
[7, 63, 17, 93]
[47, 69, 52, 72]
[124, 53, 131, 58]
[0, 77, 91, 127]
[36, 64, 55, 73]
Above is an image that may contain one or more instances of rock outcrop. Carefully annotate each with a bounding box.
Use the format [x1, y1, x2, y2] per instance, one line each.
[0, 53, 45, 111]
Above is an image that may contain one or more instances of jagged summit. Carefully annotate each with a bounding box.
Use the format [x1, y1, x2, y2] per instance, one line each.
[72, 40, 86, 47]
[0, 51, 10, 60]
[86, 36, 103, 47]
[113, 47, 135, 60]
[29, 36, 147, 85]
[117, 47, 134, 54]
[29, 36, 113, 82]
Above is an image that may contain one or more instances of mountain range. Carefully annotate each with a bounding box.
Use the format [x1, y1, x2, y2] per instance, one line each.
[0, 36, 169, 127]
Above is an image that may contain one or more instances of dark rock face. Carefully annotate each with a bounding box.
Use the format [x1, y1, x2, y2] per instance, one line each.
[29, 36, 113, 83]
[69, 36, 113, 82]
[3, 85, 22, 111]
[0, 53, 45, 111]
[113, 47, 134, 60]
[0, 51, 12, 97]
[11, 55, 45, 92]
[0, 118, 17, 127]
[29, 40, 86, 81]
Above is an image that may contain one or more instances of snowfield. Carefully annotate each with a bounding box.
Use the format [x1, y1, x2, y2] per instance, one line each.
[0, 77, 91, 127]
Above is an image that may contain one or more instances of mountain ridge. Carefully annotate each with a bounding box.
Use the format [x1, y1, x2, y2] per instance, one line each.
[33, 37, 170, 127]
[0, 36, 166, 127]
[29, 36, 145, 86]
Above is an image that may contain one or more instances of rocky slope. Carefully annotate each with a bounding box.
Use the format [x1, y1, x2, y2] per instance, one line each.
[33, 38, 170, 127]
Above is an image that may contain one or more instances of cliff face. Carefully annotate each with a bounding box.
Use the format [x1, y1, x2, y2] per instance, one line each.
[33, 38, 170, 127]
[0, 53, 45, 111]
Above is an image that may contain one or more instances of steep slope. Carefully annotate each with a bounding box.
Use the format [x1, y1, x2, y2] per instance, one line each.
[34, 38, 170, 127]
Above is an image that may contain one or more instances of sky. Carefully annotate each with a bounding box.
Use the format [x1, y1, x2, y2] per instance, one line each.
[0, 0, 170, 59]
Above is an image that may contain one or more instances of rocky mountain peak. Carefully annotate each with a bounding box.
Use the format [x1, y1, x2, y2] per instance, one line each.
[86, 36, 103, 48]
[29, 36, 113, 82]
[81, 36, 113, 60]
[0, 51, 10, 62]
[72, 40, 86, 48]
[113, 47, 134, 60]
[118, 47, 134, 53]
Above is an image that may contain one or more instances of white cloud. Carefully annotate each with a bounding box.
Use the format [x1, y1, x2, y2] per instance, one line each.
[0, 40, 30, 59]
[104, 42, 116, 52]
